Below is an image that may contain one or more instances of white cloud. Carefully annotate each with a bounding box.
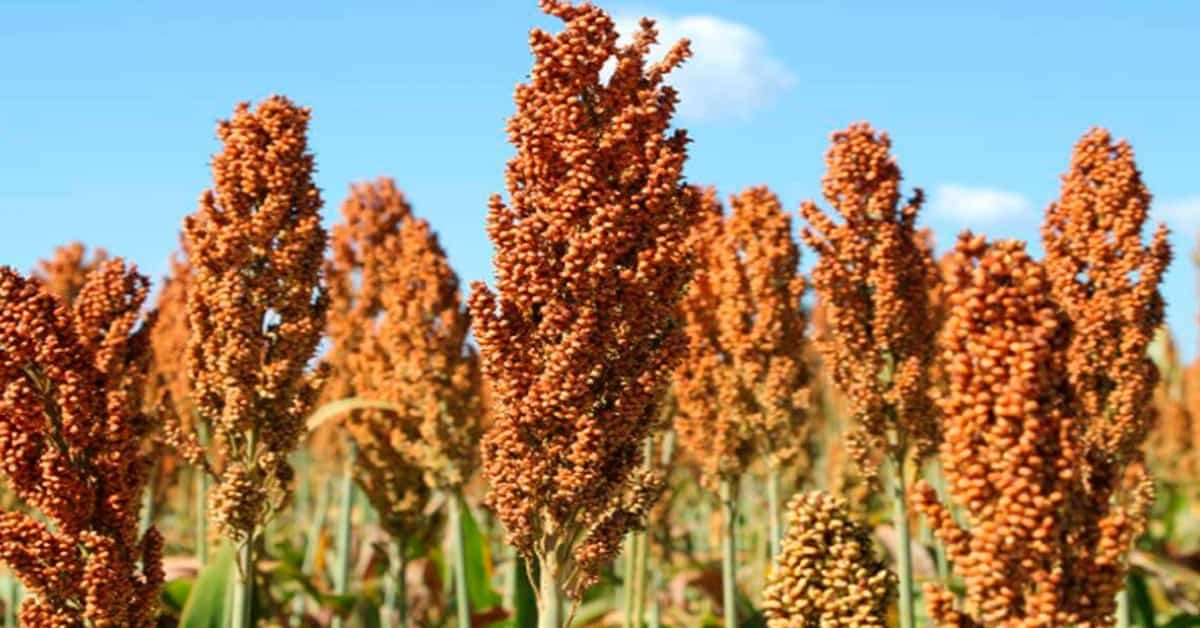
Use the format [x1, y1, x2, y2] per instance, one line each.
[1156, 196, 1200, 236]
[613, 13, 794, 121]
[930, 184, 1032, 222]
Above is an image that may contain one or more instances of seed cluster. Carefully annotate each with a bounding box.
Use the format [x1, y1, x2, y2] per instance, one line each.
[468, 0, 693, 597]
[1043, 128, 1171, 469]
[1040, 128, 1171, 622]
[800, 123, 939, 477]
[673, 187, 755, 486]
[762, 491, 894, 627]
[917, 156, 1168, 624]
[326, 178, 480, 533]
[33, 241, 110, 305]
[0, 261, 163, 626]
[183, 95, 328, 543]
[719, 186, 810, 469]
[915, 235, 1081, 626]
[675, 185, 810, 486]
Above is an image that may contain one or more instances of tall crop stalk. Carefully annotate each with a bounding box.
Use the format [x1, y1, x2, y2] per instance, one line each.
[383, 540, 408, 627]
[332, 441, 358, 628]
[766, 469, 782, 560]
[719, 478, 738, 628]
[449, 493, 472, 628]
[890, 447, 914, 628]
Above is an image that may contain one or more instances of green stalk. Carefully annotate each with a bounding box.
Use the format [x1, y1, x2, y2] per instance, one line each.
[195, 422, 210, 565]
[537, 553, 563, 628]
[4, 575, 18, 627]
[630, 529, 648, 628]
[891, 450, 915, 628]
[623, 533, 637, 628]
[231, 535, 256, 628]
[719, 477, 738, 628]
[648, 566, 661, 628]
[332, 441, 358, 628]
[292, 476, 334, 626]
[766, 466, 782, 560]
[382, 540, 407, 628]
[449, 492, 472, 628]
[140, 479, 156, 536]
[230, 427, 258, 628]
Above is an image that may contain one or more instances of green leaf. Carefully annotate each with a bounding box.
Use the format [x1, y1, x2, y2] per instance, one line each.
[1163, 615, 1200, 628]
[504, 556, 538, 628]
[457, 497, 503, 610]
[162, 578, 194, 614]
[1127, 571, 1155, 628]
[179, 543, 235, 628]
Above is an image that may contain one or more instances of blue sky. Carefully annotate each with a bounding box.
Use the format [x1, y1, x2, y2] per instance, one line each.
[2, 1, 1198, 356]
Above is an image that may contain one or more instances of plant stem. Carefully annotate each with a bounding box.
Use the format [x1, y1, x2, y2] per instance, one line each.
[449, 492, 472, 628]
[631, 528, 648, 628]
[766, 466, 782, 560]
[382, 540, 407, 628]
[232, 534, 256, 628]
[292, 477, 333, 625]
[891, 450, 915, 628]
[648, 566, 661, 628]
[623, 533, 636, 628]
[231, 425, 258, 628]
[194, 422, 211, 565]
[537, 553, 563, 628]
[332, 441, 357, 628]
[719, 477, 738, 628]
[1115, 586, 1130, 628]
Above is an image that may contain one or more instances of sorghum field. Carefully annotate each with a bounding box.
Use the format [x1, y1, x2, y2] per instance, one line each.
[1, 2, 1197, 627]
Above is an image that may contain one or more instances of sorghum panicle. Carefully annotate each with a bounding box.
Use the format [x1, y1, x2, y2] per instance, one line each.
[1040, 128, 1170, 621]
[800, 123, 939, 476]
[324, 178, 429, 537]
[718, 186, 810, 470]
[762, 491, 894, 627]
[469, 0, 693, 597]
[914, 235, 1079, 626]
[183, 95, 328, 543]
[1042, 128, 1171, 468]
[371, 203, 480, 492]
[0, 260, 164, 627]
[674, 187, 756, 486]
[33, 241, 109, 305]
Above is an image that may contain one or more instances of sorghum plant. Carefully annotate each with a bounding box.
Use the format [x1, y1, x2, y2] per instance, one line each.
[0, 260, 164, 626]
[1041, 128, 1171, 621]
[325, 177, 479, 626]
[324, 178, 430, 540]
[674, 187, 755, 489]
[33, 241, 109, 304]
[762, 491, 894, 627]
[717, 185, 810, 556]
[469, 1, 693, 621]
[799, 123, 939, 626]
[915, 235, 1083, 625]
[182, 95, 328, 627]
[673, 186, 751, 628]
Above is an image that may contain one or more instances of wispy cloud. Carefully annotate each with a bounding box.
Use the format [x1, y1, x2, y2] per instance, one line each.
[930, 184, 1032, 222]
[1156, 196, 1200, 237]
[613, 12, 794, 121]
